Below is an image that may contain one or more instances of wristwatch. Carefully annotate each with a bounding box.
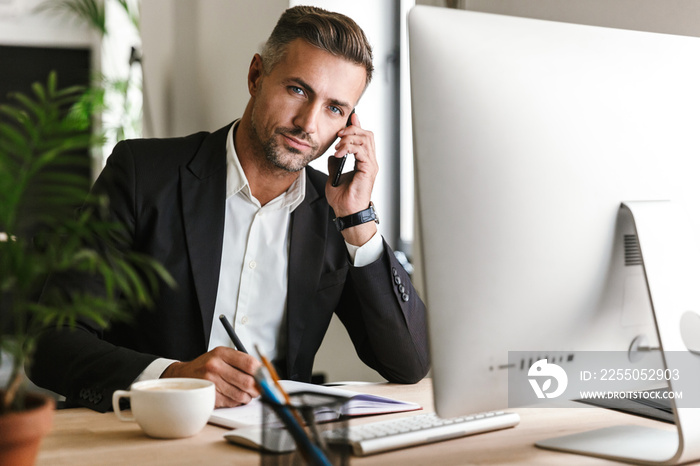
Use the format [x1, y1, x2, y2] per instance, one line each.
[333, 202, 380, 232]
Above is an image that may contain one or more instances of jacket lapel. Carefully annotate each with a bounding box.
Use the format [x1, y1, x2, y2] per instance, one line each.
[286, 174, 327, 378]
[181, 124, 231, 344]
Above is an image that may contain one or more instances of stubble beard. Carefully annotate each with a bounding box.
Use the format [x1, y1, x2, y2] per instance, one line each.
[250, 107, 322, 174]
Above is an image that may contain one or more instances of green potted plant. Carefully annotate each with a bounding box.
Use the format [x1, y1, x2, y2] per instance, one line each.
[0, 73, 173, 465]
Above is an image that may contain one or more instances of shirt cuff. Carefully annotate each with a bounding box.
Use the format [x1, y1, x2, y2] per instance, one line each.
[134, 358, 179, 383]
[345, 231, 383, 267]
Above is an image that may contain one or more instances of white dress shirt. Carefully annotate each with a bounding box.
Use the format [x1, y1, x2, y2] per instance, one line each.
[136, 121, 383, 381]
[207, 123, 305, 360]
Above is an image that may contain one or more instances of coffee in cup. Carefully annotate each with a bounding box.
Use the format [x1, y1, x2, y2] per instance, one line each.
[112, 378, 215, 438]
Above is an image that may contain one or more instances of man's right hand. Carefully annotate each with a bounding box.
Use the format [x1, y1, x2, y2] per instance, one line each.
[161, 346, 261, 408]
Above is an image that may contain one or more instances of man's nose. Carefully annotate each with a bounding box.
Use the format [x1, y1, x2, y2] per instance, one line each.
[293, 103, 321, 134]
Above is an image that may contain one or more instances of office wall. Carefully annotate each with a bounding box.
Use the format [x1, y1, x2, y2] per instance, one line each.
[141, 1, 288, 137]
[0, 0, 96, 47]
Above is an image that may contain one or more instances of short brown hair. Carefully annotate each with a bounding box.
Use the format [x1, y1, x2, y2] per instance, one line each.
[261, 6, 374, 86]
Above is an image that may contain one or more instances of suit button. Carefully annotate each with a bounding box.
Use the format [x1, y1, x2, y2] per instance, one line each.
[394, 276, 402, 285]
[398, 284, 405, 293]
[392, 267, 398, 276]
[402, 293, 410, 302]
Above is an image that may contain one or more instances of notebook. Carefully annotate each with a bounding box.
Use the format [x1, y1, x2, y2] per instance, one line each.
[209, 380, 422, 429]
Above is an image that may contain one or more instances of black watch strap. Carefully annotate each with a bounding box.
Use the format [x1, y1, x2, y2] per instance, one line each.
[334, 202, 380, 232]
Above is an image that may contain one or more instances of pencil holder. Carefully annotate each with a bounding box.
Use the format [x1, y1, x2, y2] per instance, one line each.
[261, 391, 350, 466]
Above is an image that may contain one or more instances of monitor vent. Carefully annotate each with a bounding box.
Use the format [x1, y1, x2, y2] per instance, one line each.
[624, 234, 642, 266]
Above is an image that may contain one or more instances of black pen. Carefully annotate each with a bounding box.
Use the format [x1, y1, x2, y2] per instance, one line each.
[219, 314, 248, 353]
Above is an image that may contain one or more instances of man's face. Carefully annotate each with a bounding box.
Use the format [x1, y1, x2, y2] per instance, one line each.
[248, 39, 367, 173]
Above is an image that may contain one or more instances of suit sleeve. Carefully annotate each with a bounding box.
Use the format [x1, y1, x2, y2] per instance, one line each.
[335, 239, 430, 384]
[28, 141, 159, 412]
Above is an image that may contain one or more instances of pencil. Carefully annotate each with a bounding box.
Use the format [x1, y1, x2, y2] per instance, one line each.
[255, 373, 331, 466]
[254, 344, 307, 426]
[254, 345, 286, 397]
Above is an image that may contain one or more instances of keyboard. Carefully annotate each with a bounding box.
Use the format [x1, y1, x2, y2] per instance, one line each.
[325, 410, 520, 456]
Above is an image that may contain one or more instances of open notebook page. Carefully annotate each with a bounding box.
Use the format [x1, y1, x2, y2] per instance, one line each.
[209, 380, 421, 429]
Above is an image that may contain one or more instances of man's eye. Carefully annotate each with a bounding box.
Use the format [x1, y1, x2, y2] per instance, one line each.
[329, 106, 341, 115]
[290, 86, 305, 95]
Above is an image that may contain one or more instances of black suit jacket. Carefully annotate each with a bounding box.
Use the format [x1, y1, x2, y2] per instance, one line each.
[30, 123, 429, 412]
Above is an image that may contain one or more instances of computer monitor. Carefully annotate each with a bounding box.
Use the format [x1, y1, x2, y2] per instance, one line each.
[409, 5, 700, 462]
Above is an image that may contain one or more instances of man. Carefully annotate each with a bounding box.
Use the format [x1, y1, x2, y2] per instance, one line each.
[30, 5, 429, 412]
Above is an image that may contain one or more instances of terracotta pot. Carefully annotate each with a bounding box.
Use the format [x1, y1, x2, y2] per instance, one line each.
[0, 393, 55, 466]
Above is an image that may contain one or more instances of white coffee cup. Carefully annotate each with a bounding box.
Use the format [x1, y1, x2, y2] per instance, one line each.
[112, 378, 216, 439]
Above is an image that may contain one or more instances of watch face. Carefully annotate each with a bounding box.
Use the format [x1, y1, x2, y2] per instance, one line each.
[370, 203, 379, 224]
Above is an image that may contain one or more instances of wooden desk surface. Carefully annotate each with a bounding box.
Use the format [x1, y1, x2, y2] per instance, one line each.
[37, 378, 682, 466]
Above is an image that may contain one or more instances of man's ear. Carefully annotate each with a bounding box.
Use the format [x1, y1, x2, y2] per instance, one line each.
[248, 54, 264, 96]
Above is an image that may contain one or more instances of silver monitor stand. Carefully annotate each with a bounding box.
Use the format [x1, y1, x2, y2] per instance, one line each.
[537, 201, 700, 464]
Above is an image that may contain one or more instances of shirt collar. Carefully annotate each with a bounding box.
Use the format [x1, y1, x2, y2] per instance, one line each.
[226, 121, 306, 211]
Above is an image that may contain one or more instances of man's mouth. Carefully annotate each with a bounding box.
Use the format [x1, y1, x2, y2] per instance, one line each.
[276, 128, 318, 152]
[281, 133, 312, 152]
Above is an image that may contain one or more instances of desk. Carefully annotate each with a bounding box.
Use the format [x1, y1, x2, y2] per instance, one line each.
[37, 378, 681, 465]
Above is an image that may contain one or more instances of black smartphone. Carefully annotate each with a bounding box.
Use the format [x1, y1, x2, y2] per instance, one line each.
[331, 109, 355, 187]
